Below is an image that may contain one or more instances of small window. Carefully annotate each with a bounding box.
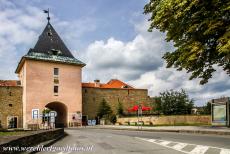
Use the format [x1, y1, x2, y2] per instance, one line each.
[9, 104, 13, 107]
[54, 68, 59, 76]
[47, 32, 52, 36]
[53, 50, 58, 55]
[51, 49, 59, 55]
[54, 86, 59, 93]
[16, 81, 21, 86]
[32, 109, 39, 119]
[54, 78, 59, 84]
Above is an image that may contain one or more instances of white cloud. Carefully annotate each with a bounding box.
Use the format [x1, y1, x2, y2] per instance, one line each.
[129, 64, 230, 106]
[81, 20, 230, 106]
[81, 21, 169, 82]
[0, 1, 97, 79]
[0, 1, 45, 79]
[0, 1, 228, 106]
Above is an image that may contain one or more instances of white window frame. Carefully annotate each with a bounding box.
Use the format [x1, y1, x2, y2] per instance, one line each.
[54, 68, 59, 77]
[32, 109, 39, 119]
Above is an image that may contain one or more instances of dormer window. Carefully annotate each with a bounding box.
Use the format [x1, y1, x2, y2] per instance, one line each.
[51, 49, 59, 55]
[122, 85, 129, 88]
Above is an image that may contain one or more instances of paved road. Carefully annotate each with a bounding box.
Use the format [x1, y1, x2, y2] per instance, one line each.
[37, 128, 230, 154]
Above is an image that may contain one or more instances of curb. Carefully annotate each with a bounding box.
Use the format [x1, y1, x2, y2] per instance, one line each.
[30, 132, 68, 154]
[86, 126, 230, 136]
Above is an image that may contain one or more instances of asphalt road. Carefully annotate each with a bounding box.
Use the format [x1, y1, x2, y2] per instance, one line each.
[37, 128, 230, 154]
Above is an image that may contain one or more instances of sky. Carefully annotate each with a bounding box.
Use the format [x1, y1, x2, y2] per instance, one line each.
[0, 0, 229, 106]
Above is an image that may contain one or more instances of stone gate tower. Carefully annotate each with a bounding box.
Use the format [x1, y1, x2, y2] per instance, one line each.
[15, 20, 85, 128]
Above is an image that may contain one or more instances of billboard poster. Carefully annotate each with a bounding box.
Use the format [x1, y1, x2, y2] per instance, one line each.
[213, 105, 226, 122]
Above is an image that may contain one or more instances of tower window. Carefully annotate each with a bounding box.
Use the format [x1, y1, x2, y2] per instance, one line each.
[54, 78, 59, 84]
[47, 32, 52, 37]
[51, 49, 59, 55]
[52, 50, 58, 55]
[54, 86, 59, 94]
[54, 68, 59, 76]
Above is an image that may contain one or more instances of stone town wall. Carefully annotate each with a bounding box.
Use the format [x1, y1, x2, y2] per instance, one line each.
[0, 87, 23, 129]
[0, 86, 154, 127]
[117, 115, 211, 125]
[82, 87, 153, 119]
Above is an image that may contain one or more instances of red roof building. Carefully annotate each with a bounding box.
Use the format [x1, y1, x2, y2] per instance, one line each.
[82, 79, 134, 89]
[0, 80, 20, 86]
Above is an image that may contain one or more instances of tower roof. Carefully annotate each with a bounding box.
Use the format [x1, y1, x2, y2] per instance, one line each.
[30, 22, 74, 58]
[15, 22, 85, 73]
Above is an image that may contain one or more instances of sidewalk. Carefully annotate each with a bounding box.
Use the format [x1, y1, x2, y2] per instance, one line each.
[87, 125, 230, 136]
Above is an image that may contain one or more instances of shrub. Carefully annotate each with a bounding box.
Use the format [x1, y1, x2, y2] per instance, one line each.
[117, 101, 124, 116]
[109, 114, 117, 124]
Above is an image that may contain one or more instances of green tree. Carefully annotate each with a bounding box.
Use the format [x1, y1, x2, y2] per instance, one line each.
[117, 101, 124, 116]
[97, 99, 112, 119]
[109, 114, 117, 124]
[42, 108, 51, 114]
[144, 0, 230, 84]
[153, 97, 162, 115]
[159, 89, 194, 115]
[200, 102, 211, 115]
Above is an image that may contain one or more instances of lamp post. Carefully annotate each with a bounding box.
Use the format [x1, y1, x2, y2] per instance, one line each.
[138, 104, 142, 130]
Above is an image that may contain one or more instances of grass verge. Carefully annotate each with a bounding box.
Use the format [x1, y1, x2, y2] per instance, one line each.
[0, 131, 28, 136]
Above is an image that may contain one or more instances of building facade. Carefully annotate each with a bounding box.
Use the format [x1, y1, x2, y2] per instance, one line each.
[0, 79, 153, 128]
[0, 21, 153, 129]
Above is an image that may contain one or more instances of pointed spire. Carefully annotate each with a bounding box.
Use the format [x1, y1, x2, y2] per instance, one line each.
[30, 22, 74, 58]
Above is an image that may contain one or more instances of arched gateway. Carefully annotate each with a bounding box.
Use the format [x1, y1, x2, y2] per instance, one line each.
[45, 102, 67, 128]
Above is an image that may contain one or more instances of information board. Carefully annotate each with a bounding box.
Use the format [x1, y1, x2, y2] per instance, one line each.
[213, 105, 226, 122]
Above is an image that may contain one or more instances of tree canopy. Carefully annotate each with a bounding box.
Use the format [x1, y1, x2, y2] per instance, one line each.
[117, 101, 124, 116]
[157, 89, 194, 115]
[199, 102, 211, 115]
[144, 0, 230, 84]
[97, 99, 117, 124]
[97, 99, 112, 119]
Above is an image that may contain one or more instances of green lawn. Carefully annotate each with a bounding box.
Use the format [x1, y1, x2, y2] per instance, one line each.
[0, 131, 27, 136]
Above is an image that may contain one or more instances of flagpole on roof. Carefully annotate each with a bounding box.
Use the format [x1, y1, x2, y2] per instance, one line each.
[43, 8, 50, 22]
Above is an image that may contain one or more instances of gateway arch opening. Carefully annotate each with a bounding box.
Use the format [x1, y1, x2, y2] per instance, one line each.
[45, 102, 67, 128]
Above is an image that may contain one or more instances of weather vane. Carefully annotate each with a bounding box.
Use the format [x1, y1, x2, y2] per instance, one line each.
[43, 8, 50, 22]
